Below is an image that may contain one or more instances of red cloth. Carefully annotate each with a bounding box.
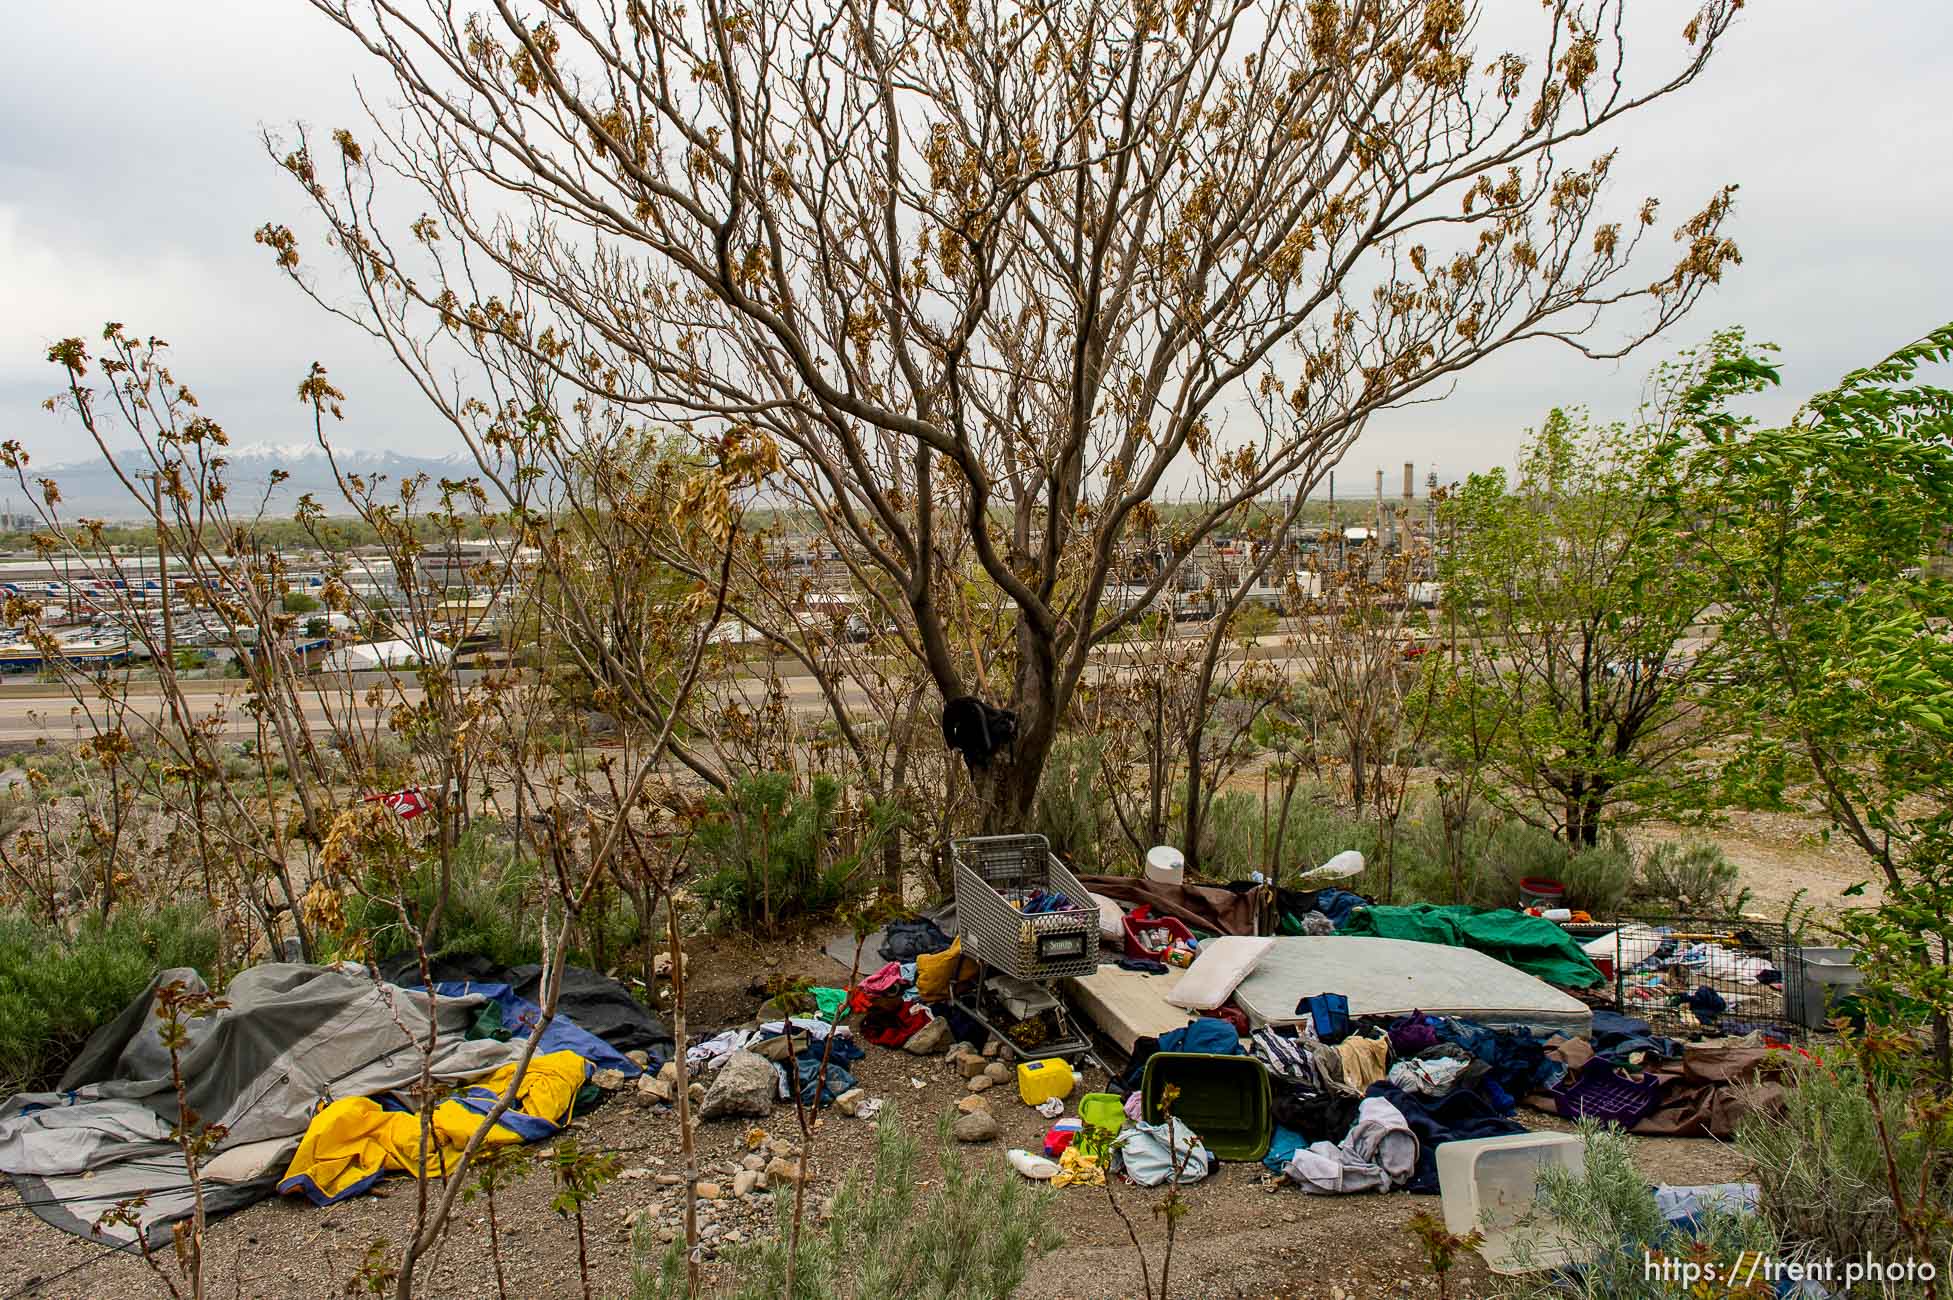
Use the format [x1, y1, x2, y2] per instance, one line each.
[861, 998, 931, 1048]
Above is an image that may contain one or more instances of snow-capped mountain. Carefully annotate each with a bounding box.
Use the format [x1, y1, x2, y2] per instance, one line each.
[19, 441, 490, 522]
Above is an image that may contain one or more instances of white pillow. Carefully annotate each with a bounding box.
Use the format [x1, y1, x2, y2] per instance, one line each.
[1090, 892, 1126, 943]
[1164, 935, 1274, 1011]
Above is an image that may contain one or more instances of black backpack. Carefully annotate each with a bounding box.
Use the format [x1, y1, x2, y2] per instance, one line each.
[941, 696, 1018, 771]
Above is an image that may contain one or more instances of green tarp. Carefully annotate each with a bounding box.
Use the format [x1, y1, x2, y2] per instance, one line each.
[1337, 905, 1605, 989]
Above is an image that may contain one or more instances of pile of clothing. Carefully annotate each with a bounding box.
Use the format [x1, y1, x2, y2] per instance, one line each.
[685, 1016, 866, 1105]
[1529, 1010, 1791, 1137]
[1246, 1008, 1558, 1195]
[684, 920, 987, 1105]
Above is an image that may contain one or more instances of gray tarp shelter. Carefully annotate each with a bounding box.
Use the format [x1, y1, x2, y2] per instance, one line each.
[0, 964, 531, 1247]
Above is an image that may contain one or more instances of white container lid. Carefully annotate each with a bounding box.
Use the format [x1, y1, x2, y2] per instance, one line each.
[1144, 846, 1185, 882]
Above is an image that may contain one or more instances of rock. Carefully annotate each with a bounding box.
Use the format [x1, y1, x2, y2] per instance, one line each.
[754, 1173, 769, 1191]
[619, 1167, 655, 1182]
[833, 1087, 867, 1117]
[592, 1068, 628, 1091]
[966, 1075, 995, 1093]
[700, 1052, 776, 1120]
[732, 1171, 759, 1197]
[960, 1055, 991, 1079]
[654, 1173, 683, 1186]
[953, 1110, 1000, 1142]
[903, 1018, 952, 1055]
[640, 1061, 678, 1101]
[740, 1153, 766, 1172]
[767, 1137, 797, 1158]
[689, 1082, 706, 1108]
[982, 1039, 1003, 1058]
[697, 1182, 723, 1200]
[654, 950, 686, 980]
[626, 1049, 651, 1069]
[983, 1062, 1013, 1084]
[765, 1154, 813, 1186]
[955, 1094, 991, 1115]
[951, 1041, 978, 1062]
[818, 1196, 835, 1221]
[724, 1229, 745, 1245]
[657, 1227, 677, 1244]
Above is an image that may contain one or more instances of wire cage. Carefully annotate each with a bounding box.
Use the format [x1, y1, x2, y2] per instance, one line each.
[1594, 914, 1803, 1041]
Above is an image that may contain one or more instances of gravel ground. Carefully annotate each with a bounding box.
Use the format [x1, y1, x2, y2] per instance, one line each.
[0, 1042, 1751, 1300]
[0, 930, 1754, 1300]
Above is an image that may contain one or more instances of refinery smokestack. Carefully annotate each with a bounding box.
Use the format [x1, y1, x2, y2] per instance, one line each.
[1404, 462, 1415, 501]
[1375, 468, 1384, 502]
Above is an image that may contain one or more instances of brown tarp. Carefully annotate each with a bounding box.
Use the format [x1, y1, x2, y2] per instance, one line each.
[1078, 875, 1261, 937]
[1530, 1037, 1789, 1139]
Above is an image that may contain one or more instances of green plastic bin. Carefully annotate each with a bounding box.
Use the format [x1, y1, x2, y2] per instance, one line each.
[1139, 1052, 1271, 1162]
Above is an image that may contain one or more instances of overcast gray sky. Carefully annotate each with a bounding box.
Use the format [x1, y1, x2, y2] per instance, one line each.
[4, 2, 1949, 487]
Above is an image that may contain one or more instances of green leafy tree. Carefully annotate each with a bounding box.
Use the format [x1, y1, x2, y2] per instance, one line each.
[1665, 323, 1953, 1080]
[1438, 404, 1720, 845]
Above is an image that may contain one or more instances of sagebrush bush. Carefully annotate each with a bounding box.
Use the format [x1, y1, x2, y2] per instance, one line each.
[1034, 737, 1106, 871]
[633, 1107, 1061, 1300]
[1634, 839, 1746, 914]
[0, 903, 221, 1095]
[1739, 1051, 1953, 1271]
[1197, 786, 1377, 882]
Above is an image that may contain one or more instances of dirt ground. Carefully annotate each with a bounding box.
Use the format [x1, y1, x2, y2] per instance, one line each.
[0, 925, 1763, 1300]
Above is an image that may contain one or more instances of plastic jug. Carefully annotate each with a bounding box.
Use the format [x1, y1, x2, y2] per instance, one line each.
[1007, 1148, 1060, 1179]
[1017, 1057, 1076, 1106]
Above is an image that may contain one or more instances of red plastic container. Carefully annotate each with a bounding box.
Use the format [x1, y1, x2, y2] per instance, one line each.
[1123, 905, 1194, 960]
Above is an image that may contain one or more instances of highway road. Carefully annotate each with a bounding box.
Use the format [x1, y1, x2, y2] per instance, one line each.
[0, 627, 1715, 747]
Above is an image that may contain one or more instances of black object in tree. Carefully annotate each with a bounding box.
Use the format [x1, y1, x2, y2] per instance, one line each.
[942, 696, 1018, 772]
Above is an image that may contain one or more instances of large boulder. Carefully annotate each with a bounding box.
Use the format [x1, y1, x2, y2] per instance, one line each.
[700, 1050, 776, 1120]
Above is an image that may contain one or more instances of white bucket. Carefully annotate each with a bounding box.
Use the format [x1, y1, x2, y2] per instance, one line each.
[1144, 845, 1185, 886]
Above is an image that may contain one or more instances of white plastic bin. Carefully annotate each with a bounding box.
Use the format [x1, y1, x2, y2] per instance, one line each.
[1788, 946, 1863, 1029]
[1436, 1131, 1586, 1274]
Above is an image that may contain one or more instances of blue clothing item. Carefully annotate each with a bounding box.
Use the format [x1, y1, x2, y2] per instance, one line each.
[1158, 1018, 1242, 1056]
[428, 981, 644, 1077]
[1117, 958, 1170, 974]
[1263, 1124, 1307, 1175]
[1309, 888, 1369, 929]
[1296, 993, 1351, 1044]
[1432, 1018, 1563, 1100]
[793, 1058, 856, 1106]
[1587, 1010, 1683, 1065]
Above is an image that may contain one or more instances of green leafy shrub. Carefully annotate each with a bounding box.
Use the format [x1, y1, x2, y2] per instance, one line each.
[1392, 801, 1572, 908]
[632, 1107, 1061, 1300]
[1196, 786, 1376, 883]
[1556, 834, 1637, 917]
[692, 773, 883, 930]
[1739, 1050, 1953, 1269]
[0, 903, 221, 1094]
[1633, 839, 1747, 914]
[339, 824, 638, 970]
[1034, 737, 1106, 871]
[1506, 1121, 1781, 1298]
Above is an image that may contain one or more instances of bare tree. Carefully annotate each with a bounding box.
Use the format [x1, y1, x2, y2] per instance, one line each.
[265, 0, 1744, 830]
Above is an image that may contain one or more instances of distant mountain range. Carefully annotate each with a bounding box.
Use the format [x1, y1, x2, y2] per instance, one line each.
[19, 442, 488, 522]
